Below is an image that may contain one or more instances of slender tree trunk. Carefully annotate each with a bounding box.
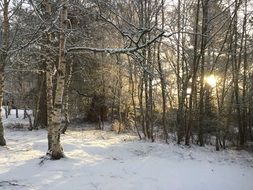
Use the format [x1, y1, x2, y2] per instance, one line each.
[0, 65, 6, 146]
[218, 52, 230, 148]
[241, 0, 248, 144]
[141, 0, 154, 141]
[25, 107, 33, 130]
[116, 65, 123, 132]
[111, 79, 119, 122]
[231, 0, 244, 146]
[176, 0, 184, 144]
[144, 70, 150, 139]
[139, 78, 146, 137]
[176, 0, 190, 144]
[46, 69, 54, 150]
[185, 0, 201, 145]
[34, 72, 47, 129]
[61, 60, 73, 134]
[249, 74, 253, 141]
[0, 0, 10, 146]
[148, 55, 154, 141]
[48, 0, 68, 159]
[157, 0, 168, 143]
[128, 56, 141, 140]
[198, 0, 209, 146]
[43, 0, 54, 151]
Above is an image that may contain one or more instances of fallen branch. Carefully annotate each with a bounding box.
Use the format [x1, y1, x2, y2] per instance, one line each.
[39, 155, 50, 166]
[0, 180, 26, 187]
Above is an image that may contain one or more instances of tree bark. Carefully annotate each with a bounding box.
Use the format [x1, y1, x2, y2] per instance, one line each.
[61, 60, 73, 134]
[198, 0, 210, 146]
[0, 65, 6, 146]
[128, 56, 141, 140]
[34, 68, 48, 129]
[0, 0, 10, 146]
[157, 0, 168, 143]
[48, 0, 68, 159]
[241, 0, 248, 145]
[43, 0, 54, 151]
[185, 0, 201, 146]
[231, 0, 244, 146]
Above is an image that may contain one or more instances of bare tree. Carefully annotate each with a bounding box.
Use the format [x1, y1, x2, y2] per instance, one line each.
[47, 0, 68, 159]
[0, 0, 10, 146]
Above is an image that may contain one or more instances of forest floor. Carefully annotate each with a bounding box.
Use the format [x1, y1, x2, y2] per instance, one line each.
[0, 110, 253, 190]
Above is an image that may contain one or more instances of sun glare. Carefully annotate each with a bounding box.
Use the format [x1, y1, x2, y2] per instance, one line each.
[205, 75, 217, 87]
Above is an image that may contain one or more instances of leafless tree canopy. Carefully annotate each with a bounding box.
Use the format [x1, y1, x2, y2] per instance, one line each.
[0, 0, 253, 158]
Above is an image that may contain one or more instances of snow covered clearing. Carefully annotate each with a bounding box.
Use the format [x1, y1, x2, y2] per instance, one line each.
[0, 110, 253, 190]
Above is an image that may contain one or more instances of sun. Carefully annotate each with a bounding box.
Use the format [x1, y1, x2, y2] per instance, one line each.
[205, 75, 217, 87]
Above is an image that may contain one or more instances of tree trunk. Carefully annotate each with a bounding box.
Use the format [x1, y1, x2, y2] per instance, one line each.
[241, 0, 248, 145]
[34, 70, 48, 129]
[0, 65, 6, 146]
[0, 0, 10, 146]
[176, 0, 189, 144]
[198, 0, 210, 146]
[139, 78, 146, 138]
[249, 74, 253, 141]
[43, 0, 54, 151]
[176, 0, 183, 144]
[185, 0, 201, 146]
[61, 60, 73, 134]
[48, 0, 68, 159]
[231, 0, 244, 146]
[128, 56, 141, 140]
[46, 69, 54, 150]
[157, 0, 168, 143]
[25, 107, 33, 131]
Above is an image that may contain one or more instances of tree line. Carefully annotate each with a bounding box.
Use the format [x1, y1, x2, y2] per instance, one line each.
[0, 0, 252, 159]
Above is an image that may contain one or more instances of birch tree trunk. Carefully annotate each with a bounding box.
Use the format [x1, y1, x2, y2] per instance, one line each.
[46, 64, 54, 150]
[61, 60, 73, 134]
[42, 0, 54, 150]
[47, 0, 68, 159]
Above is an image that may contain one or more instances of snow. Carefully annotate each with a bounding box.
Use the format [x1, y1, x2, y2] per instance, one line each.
[1, 108, 32, 127]
[0, 110, 253, 190]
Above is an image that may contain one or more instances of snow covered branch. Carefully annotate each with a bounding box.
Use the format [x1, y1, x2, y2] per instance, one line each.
[67, 31, 165, 54]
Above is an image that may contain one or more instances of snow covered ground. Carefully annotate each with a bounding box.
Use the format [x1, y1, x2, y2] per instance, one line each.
[0, 109, 253, 190]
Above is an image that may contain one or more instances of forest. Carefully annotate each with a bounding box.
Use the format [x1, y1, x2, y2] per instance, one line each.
[0, 0, 253, 189]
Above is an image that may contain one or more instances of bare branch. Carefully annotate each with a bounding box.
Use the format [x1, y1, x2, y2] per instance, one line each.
[67, 31, 165, 54]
